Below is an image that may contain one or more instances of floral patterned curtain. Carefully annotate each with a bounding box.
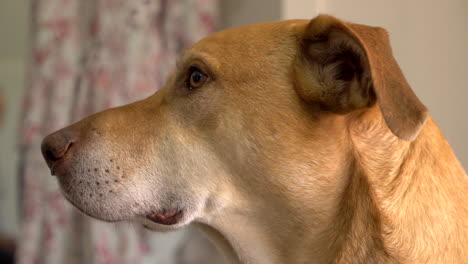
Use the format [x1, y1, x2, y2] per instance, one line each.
[17, 0, 223, 263]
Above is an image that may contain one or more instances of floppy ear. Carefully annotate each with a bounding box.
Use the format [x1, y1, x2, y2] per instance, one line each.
[294, 14, 428, 141]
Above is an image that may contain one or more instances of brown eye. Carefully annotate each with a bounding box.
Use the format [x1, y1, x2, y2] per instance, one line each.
[188, 68, 207, 90]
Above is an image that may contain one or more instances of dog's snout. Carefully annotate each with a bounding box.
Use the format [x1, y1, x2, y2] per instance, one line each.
[41, 129, 75, 171]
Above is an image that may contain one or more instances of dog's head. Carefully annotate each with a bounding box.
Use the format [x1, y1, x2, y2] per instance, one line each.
[41, 15, 427, 230]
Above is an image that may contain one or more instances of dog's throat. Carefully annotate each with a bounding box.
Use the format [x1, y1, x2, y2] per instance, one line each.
[146, 209, 183, 225]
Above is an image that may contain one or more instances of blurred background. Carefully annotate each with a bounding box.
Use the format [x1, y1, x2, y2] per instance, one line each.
[0, 0, 466, 263]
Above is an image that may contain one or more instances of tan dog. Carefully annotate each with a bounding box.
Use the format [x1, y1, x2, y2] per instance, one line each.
[41, 15, 467, 263]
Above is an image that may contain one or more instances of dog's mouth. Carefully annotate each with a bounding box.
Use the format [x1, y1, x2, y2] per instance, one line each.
[146, 209, 184, 225]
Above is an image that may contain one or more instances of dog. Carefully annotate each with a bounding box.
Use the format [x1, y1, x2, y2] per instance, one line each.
[41, 14, 467, 263]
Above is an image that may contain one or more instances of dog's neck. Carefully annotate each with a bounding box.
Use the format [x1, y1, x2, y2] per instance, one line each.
[339, 106, 467, 263]
[198, 106, 466, 264]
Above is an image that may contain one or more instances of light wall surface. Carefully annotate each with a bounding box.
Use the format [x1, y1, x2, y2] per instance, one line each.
[220, 0, 281, 29]
[0, 0, 29, 237]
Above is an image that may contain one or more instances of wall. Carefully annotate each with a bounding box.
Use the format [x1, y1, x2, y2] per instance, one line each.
[220, 0, 319, 28]
[0, 0, 29, 237]
[219, 0, 282, 28]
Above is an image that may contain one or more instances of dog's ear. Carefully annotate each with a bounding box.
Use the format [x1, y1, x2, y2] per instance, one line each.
[294, 15, 428, 141]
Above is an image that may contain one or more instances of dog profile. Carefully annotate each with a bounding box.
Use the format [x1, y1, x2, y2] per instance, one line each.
[41, 15, 467, 263]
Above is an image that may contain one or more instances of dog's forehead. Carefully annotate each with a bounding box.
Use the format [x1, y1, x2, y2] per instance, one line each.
[188, 20, 309, 63]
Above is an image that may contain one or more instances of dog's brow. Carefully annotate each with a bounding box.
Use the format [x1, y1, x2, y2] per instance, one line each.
[175, 50, 216, 71]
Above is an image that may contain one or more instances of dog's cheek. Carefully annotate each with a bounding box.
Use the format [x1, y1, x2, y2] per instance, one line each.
[157, 129, 231, 211]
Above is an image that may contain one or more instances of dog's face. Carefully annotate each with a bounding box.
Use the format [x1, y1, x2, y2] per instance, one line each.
[41, 16, 427, 231]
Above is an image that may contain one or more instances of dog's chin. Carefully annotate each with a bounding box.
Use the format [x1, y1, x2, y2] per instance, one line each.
[60, 190, 125, 222]
[64, 193, 196, 229]
[60, 185, 198, 230]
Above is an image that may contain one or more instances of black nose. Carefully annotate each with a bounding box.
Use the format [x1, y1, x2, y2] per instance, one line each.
[41, 129, 75, 171]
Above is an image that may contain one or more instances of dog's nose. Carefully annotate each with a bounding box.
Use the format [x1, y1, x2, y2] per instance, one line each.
[41, 129, 75, 172]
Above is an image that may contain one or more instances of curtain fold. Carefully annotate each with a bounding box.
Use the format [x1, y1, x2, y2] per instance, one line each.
[17, 0, 222, 263]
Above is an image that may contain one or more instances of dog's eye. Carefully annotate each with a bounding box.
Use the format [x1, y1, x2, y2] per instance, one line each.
[187, 68, 207, 90]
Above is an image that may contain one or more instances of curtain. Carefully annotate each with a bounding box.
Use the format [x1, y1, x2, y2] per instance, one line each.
[17, 0, 223, 263]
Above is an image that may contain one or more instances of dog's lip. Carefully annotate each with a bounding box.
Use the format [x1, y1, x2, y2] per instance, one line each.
[146, 209, 183, 225]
